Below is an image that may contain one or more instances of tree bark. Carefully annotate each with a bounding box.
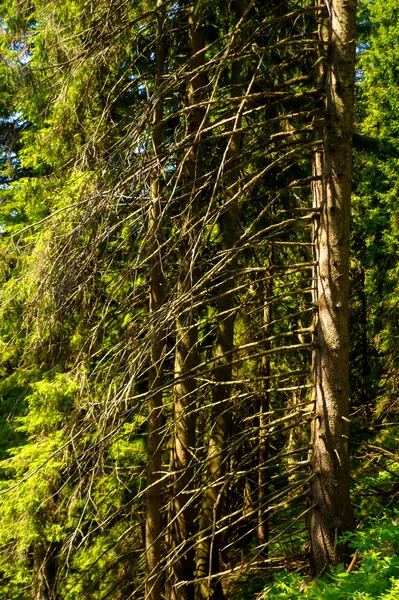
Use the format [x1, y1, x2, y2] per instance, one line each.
[171, 4, 206, 599]
[309, 0, 356, 576]
[146, 3, 166, 599]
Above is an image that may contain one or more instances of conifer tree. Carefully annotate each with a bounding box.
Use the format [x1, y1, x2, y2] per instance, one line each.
[310, 0, 356, 574]
[0, 0, 363, 597]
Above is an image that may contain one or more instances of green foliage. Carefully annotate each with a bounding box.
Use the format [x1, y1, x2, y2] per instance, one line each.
[265, 524, 399, 599]
[351, 0, 399, 409]
[0, 0, 397, 597]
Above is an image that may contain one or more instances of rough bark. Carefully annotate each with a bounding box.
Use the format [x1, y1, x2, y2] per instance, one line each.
[171, 4, 206, 599]
[309, 0, 356, 576]
[145, 3, 166, 599]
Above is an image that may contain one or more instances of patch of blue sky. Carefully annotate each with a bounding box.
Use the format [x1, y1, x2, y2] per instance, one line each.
[167, 3, 179, 20]
[0, 113, 25, 127]
[133, 143, 147, 155]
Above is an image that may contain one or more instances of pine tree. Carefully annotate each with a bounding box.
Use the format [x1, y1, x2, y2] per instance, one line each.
[309, 0, 356, 574]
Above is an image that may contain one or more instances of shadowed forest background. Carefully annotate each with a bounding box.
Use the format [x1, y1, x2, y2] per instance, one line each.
[0, 1, 399, 599]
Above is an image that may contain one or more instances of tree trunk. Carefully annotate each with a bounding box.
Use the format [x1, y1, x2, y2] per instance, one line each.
[309, 0, 356, 576]
[33, 542, 59, 600]
[146, 3, 166, 599]
[196, 2, 247, 597]
[171, 4, 205, 599]
[258, 255, 272, 549]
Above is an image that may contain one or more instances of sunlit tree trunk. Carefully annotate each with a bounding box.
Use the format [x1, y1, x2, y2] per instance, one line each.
[171, 3, 206, 598]
[310, 0, 356, 576]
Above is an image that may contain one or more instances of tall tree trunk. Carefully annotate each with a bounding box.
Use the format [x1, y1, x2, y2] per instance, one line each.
[258, 254, 272, 549]
[196, 2, 247, 598]
[171, 4, 205, 599]
[309, 0, 356, 576]
[146, 3, 166, 599]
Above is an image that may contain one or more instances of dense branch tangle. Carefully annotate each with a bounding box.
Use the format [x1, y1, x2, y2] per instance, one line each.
[0, 1, 331, 599]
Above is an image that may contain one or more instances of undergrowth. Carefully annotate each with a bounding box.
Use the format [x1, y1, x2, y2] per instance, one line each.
[262, 522, 399, 599]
